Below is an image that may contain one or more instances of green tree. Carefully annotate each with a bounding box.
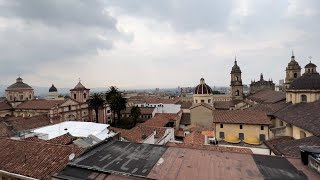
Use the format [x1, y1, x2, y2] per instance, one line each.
[130, 106, 141, 126]
[106, 86, 127, 126]
[87, 93, 105, 123]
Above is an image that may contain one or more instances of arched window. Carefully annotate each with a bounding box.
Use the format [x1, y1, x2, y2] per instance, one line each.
[201, 99, 205, 103]
[195, 99, 198, 103]
[236, 76, 239, 81]
[294, 73, 297, 78]
[236, 90, 240, 96]
[301, 95, 307, 102]
[300, 131, 306, 139]
[74, 94, 77, 100]
[83, 93, 87, 99]
[208, 99, 211, 103]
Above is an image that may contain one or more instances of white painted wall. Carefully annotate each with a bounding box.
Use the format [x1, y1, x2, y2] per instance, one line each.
[135, 103, 181, 114]
[156, 128, 175, 145]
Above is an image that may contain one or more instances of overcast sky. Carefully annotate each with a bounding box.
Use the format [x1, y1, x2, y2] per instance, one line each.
[0, 0, 319, 89]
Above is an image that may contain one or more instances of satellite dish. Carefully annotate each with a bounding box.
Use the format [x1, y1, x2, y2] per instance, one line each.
[69, 153, 75, 161]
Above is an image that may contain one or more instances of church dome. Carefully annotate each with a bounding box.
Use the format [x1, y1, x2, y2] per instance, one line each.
[49, 84, 58, 92]
[193, 78, 213, 95]
[305, 62, 317, 68]
[289, 73, 320, 90]
[6, 77, 33, 90]
[244, 136, 260, 145]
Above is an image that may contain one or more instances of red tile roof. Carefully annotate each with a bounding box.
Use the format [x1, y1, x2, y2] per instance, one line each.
[6, 114, 53, 132]
[166, 142, 252, 154]
[24, 133, 75, 145]
[0, 138, 82, 179]
[0, 101, 13, 110]
[121, 107, 155, 115]
[247, 89, 286, 104]
[0, 121, 13, 137]
[213, 110, 271, 125]
[154, 113, 180, 122]
[143, 97, 180, 104]
[246, 101, 290, 115]
[16, 99, 65, 110]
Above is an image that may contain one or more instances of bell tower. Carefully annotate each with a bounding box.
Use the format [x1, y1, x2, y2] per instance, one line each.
[230, 57, 244, 100]
[284, 51, 301, 90]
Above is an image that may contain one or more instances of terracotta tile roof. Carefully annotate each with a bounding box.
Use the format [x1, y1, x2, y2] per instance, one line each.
[143, 97, 180, 104]
[180, 113, 190, 125]
[154, 113, 180, 122]
[166, 141, 252, 154]
[24, 133, 75, 145]
[272, 100, 320, 136]
[16, 99, 65, 110]
[141, 116, 170, 127]
[213, 110, 271, 125]
[110, 126, 154, 143]
[0, 121, 13, 137]
[0, 101, 13, 110]
[183, 131, 205, 145]
[265, 136, 320, 157]
[121, 107, 155, 115]
[264, 136, 295, 155]
[247, 89, 286, 104]
[190, 103, 214, 110]
[176, 101, 193, 109]
[0, 138, 82, 179]
[214, 101, 232, 110]
[6, 114, 53, 132]
[246, 101, 290, 115]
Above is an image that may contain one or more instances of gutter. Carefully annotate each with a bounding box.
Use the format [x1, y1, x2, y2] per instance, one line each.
[0, 170, 38, 180]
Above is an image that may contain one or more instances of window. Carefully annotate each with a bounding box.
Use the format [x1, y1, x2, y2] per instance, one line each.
[220, 124, 223, 128]
[10, 95, 13, 101]
[240, 125, 243, 129]
[19, 95, 23, 100]
[261, 126, 264, 130]
[107, 110, 111, 113]
[239, 133, 244, 140]
[280, 121, 284, 126]
[195, 100, 198, 103]
[236, 76, 239, 81]
[29, 94, 31, 99]
[83, 93, 87, 99]
[236, 90, 240, 96]
[108, 116, 111, 119]
[68, 105, 71, 111]
[301, 95, 307, 102]
[294, 73, 297, 78]
[74, 94, 77, 99]
[219, 132, 225, 138]
[201, 99, 205, 103]
[208, 99, 211, 103]
[259, 134, 266, 141]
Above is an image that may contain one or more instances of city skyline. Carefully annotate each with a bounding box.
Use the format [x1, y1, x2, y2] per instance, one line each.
[0, 0, 320, 89]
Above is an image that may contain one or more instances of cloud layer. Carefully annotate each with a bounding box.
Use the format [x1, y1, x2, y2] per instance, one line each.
[0, 0, 320, 90]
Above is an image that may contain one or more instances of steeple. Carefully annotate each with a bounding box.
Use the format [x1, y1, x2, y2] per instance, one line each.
[260, 73, 264, 81]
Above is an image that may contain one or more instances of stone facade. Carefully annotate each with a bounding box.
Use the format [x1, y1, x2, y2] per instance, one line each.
[230, 58, 244, 100]
[250, 73, 275, 94]
[5, 77, 34, 107]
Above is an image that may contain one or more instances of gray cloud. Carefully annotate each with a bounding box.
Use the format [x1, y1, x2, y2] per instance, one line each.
[0, 0, 130, 76]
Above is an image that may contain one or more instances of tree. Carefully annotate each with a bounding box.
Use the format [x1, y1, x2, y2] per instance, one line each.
[87, 93, 105, 123]
[130, 106, 141, 126]
[105, 86, 127, 126]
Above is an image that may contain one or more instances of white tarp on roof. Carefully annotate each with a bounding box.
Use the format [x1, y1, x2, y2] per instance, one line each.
[33, 121, 111, 140]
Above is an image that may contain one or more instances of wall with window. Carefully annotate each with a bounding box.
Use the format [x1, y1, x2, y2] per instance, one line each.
[292, 126, 313, 139]
[214, 123, 269, 141]
[286, 91, 320, 104]
[193, 94, 214, 106]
